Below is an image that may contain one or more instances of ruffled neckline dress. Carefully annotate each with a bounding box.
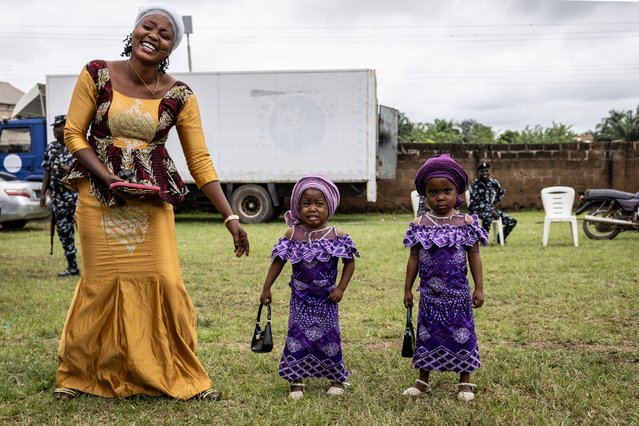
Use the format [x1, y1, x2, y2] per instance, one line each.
[403, 213, 487, 373]
[272, 227, 359, 383]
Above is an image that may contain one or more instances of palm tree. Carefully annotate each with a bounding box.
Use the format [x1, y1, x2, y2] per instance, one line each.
[595, 106, 639, 141]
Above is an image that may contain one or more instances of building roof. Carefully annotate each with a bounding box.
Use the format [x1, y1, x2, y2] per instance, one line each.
[0, 82, 25, 107]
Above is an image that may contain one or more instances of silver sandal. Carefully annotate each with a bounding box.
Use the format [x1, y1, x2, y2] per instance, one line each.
[402, 379, 432, 396]
[457, 382, 477, 401]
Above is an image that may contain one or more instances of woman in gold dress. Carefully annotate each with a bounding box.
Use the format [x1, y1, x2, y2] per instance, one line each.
[53, 4, 249, 401]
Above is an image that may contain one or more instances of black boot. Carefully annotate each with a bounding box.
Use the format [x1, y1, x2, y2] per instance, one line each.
[59, 253, 79, 277]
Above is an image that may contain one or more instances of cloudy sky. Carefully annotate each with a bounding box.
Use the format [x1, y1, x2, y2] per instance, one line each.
[2, 0, 639, 133]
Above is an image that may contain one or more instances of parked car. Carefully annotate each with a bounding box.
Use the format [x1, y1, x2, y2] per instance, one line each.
[0, 172, 50, 230]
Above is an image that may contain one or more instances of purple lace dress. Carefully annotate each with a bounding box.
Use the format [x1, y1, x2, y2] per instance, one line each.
[271, 226, 359, 383]
[403, 213, 488, 373]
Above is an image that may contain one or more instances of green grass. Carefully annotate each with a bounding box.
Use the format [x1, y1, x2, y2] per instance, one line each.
[1, 211, 638, 425]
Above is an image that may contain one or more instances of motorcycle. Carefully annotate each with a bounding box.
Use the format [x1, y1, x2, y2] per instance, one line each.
[575, 189, 639, 240]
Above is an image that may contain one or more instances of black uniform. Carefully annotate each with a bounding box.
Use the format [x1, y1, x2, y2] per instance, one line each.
[42, 138, 78, 273]
[468, 177, 517, 242]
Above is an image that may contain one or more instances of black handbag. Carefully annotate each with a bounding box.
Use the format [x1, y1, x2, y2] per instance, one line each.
[401, 305, 415, 358]
[251, 303, 273, 353]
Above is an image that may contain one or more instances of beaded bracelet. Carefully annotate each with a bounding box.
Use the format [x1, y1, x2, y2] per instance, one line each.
[224, 214, 240, 225]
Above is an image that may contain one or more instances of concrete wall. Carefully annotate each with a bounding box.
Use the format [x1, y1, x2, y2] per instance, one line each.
[341, 141, 639, 212]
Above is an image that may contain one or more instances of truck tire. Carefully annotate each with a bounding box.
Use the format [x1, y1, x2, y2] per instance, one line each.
[230, 185, 274, 223]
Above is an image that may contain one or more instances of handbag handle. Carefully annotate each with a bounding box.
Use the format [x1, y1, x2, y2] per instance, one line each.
[255, 303, 271, 324]
[406, 305, 412, 325]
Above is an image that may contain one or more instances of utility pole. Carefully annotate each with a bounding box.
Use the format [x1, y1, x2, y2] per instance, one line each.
[183, 16, 193, 72]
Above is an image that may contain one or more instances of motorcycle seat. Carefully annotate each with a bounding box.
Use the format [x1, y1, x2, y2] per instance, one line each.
[585, 189, 637, 200]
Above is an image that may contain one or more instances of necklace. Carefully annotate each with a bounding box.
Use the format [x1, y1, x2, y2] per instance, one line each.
[300, 225, 331, 235]
[426, 211, 454, 221]
[128, 59, 159, 97]
[299, 225, 332, 242]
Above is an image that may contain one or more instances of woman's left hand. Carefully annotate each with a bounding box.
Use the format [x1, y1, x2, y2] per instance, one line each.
[226, 220, 249, 257]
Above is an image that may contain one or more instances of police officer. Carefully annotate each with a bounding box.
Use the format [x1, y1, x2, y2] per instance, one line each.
[40, 115, 79, 276]
[468, 162, 517, 243]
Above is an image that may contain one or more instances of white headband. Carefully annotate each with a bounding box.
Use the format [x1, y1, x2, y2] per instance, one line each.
[134, 3, 185, 52]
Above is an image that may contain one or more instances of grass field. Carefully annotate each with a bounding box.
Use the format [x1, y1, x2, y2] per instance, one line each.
[1, 210, 638, 425]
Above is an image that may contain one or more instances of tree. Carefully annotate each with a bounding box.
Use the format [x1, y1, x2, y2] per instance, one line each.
[543, 122, 576, 144]
[515, 125, 544, 144]
[495, 123, 574, 144]
[397, 112, 576, 144]
[595, 106, 639, 142]
[497, 130, 519, 144]
[424, 119, 463, 143]
[459, 119, 495, 144]
[398, 112, 415, 142]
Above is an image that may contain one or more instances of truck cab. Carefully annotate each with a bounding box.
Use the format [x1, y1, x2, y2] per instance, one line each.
[0, 117, 47, 181]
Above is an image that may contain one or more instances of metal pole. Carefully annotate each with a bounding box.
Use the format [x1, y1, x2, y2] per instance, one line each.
[183, 16, 193, 72]
[187, 33, 192, 72]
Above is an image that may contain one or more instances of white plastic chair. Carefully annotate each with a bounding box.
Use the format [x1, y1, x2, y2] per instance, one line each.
[410, 190, 421, 218]
[466, 190, 504, 246]
[491, 217, 505, 246]
[541, 186, 579, 247]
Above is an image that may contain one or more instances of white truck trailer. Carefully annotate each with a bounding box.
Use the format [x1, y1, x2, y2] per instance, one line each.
[46, 69, 398, 222]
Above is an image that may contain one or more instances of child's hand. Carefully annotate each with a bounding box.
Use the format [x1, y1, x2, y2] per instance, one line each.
[260, 289, 272, 305]
[328, 287, 344, 303]
[472, 289, 484, 308]
[404, 290, 413, 308]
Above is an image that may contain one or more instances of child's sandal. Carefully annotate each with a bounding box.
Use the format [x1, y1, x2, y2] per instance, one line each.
[288, 383, 305, 400]
[456, 382, 477, 402]
[402, 379, 431, 396]
[326, 382, 350, 396]
[53, 387, 80, 400]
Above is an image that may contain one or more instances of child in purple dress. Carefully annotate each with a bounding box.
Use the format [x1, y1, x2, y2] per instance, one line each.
[260, 175, 359, 400]
[402, 154, 488, 402]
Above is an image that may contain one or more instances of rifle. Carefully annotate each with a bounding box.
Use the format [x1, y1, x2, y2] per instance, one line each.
[49, 210, 55, 255]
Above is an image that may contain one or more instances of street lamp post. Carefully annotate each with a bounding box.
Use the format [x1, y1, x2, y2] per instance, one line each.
[183, 15, 193, 72]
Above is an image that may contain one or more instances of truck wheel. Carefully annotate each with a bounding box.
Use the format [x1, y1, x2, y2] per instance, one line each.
[230, 185, 274, 223]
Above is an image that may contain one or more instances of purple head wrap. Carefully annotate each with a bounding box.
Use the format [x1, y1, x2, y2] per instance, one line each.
[284, 175, 340, 226]
[414, 153, 469, 207]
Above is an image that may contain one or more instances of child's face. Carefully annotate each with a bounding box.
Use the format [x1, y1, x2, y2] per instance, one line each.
[424, 178, 458, 216]
[299, 188, 329, 229]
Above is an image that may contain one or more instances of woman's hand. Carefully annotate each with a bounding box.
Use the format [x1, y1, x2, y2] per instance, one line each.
[260, 288, 271, 305]
[328, 287, 344, 303]
[404, 290, 413, 308]
[226, 220, 249, 257]
[472, 289, 484, 308]
[105, 174, 130, 199]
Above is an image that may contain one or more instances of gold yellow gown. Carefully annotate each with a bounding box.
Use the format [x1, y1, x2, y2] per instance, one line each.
[57, 63, 217, 399]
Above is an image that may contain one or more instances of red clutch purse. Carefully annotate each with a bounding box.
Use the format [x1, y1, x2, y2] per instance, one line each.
[109, 181, 160, 196]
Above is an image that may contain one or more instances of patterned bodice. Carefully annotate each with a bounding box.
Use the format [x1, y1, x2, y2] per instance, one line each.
[62, 60, 194, 206]
[404, 214, 488, 289]
[271, 228, 359, 301]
